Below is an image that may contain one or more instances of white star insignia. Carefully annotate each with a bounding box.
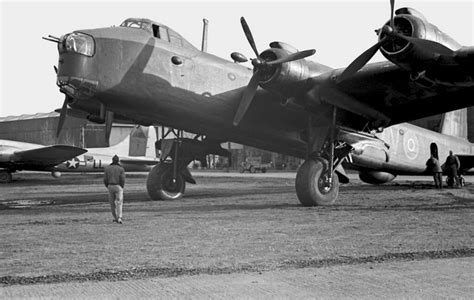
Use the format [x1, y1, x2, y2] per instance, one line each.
[66, 157, 80, 169]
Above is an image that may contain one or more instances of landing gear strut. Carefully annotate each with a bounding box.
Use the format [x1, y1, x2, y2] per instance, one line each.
[295, 108, 351, 206]
[146, 127, 230, 201]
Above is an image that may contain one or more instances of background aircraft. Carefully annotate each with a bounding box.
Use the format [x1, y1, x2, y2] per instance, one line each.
[344, 109, 474, 183]
[48, 1, 474, 205]
[55, 132, 159, 173]
[0, 140, 86, 183]
[0, 128, 159, 183]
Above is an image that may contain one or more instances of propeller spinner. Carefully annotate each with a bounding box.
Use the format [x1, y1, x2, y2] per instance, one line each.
[232, 17, 316, 126]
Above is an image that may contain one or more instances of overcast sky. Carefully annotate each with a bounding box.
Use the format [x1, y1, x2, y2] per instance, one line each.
[0, 0, 472, 117]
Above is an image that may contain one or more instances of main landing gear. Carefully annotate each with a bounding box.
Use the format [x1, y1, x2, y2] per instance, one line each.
[295, 108, 351, 206]
[296, 158, 340, 206]
[146, 128, 230, 200]
[147, 161, 186, 200]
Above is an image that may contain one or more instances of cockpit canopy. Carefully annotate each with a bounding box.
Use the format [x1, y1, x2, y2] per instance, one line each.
[120, 18, 196, 50]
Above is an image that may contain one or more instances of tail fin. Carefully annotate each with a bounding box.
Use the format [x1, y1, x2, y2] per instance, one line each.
[440, 109, 468, 139]
[145, 126, 158, 157]
[87, 135, 131, 156]
[87, 126, 157, 157]
[129, 126, 157, 157]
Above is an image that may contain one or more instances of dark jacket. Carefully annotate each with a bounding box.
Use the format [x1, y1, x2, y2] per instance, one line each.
[104, 163, 125, 188]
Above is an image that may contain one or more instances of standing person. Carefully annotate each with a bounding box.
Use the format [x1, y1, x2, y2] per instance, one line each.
[444, 150, 461, 187]
[426, 154, 443, 189]
[104, 155, 126, 224]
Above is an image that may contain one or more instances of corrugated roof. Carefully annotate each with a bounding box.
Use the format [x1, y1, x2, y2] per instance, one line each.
[0, 112, 137, 128]
[0, 112, 59, 122]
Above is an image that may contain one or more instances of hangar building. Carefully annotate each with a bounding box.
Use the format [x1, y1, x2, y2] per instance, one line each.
[1, 108, 473, 171]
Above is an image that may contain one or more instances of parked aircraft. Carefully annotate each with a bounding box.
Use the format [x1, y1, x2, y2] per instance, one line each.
[0, 130, 158, 182]
[47, 1, 474, 205]
[55, 135, 159, 173]
[343, 109, 474, 184]
[0, 140, 86, 182]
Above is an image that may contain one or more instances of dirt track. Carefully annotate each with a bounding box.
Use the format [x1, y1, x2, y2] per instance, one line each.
[1, 172, 473, 297]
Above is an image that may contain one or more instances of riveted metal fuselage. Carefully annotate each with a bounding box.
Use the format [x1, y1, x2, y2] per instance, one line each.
[57, 26, 309, 157]
[56, 22, 474, 177]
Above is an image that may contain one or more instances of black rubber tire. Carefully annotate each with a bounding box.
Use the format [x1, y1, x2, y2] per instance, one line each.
[249, 166, 256, 173]
[295, 159, 339, 206]
[261, 168, 267, 173]
[0, 171, 12, 183]
[147, 163, 185, 200]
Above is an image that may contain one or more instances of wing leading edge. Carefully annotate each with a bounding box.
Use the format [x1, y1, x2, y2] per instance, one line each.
[305, 62, 474, 128]
[12, 145, 88, 167]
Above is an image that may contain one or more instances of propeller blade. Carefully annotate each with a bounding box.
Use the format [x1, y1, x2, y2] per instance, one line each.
[392, 32, 454, 56]
[337, 37, 388, 83]
[233, 70, 261, 126]
[240, 17, 260, 58]
[266, 49, 316, 66]
[56, 97, 68, 137]
[105, 111, 114, 143]
[53, 65, 58, 74]
[390, 0, 395, 29]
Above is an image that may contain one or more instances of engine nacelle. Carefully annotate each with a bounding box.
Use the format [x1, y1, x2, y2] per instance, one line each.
[258, 48, 331, 98]
[379, 11, 461, 72]
[359, 170, 396, 185]
[51, 171, 62, 178]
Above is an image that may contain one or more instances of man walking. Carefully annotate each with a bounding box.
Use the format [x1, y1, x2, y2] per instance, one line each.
[104, 155, 126, 224]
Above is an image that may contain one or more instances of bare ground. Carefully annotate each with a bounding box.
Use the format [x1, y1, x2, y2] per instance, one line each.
[0, 172, 473, 297]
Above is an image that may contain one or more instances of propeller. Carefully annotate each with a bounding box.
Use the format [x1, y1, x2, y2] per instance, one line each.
[233, 69, 262, 126]
[233, 17, 315, 126]
[337, 0, 454, 83]
[56, 96, 69, 137]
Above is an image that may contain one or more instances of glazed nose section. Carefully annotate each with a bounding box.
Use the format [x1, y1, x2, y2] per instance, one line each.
[57, 32, 99, 99]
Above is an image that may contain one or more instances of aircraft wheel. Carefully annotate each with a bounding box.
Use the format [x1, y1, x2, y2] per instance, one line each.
[249, 166, 256, 173]
[261, 167, 267, 173]
[147, 163, 185, 200]
[295, 159, 339, 206]
[0, 171, 12, 183]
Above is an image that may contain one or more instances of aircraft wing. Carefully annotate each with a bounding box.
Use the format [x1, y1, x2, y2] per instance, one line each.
[13, 145, 87, 167]
[306, 62, 473, 127]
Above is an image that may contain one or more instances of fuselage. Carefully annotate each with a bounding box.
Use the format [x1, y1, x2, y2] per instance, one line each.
[55, 18, 474, 178]
[57, 20, 324, 158]
[348, 123, 474, 175]
[55, 153, 157, 173]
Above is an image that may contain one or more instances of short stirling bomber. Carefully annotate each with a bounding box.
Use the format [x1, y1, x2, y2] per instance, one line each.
[47, 1, 474, 205]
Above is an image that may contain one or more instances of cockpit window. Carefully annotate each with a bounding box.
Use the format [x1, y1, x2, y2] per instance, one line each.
[119, 18, 197, 50]
[120, 19, 150, 30]
[152, 24, 169, 41]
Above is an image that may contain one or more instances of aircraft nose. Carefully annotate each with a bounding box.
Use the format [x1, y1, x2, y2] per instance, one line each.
[56, 32, 99, 99]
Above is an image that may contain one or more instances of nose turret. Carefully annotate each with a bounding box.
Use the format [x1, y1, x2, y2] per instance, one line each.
[56, 32, 99, 100]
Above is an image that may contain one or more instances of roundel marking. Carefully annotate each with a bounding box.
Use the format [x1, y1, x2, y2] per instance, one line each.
[403, 130, 419, 160]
